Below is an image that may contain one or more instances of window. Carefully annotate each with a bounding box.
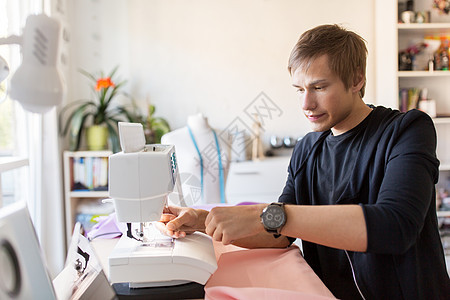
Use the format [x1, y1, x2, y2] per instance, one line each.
[0, 0, 32, 208]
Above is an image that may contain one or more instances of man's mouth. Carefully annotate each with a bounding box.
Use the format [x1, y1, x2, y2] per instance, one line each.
[305, 113, 325, 122]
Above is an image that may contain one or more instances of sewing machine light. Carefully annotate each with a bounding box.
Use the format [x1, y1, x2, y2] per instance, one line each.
[0, 14, 64, 114]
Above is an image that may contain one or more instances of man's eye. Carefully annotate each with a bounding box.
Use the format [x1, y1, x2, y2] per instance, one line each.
[315, 86, 323, 90]
[297, 88, 305, 93]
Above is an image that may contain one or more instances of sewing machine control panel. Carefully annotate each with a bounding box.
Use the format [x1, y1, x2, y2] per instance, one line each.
[169, 151, 177, 185]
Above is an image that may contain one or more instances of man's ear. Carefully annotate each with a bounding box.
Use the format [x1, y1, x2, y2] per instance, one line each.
[351, 72, 365, 94]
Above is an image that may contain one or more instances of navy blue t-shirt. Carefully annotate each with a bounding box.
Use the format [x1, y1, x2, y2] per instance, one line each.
[312, 112, 373, 299]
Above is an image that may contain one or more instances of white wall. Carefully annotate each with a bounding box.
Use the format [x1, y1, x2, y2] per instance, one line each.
[67, 0, 376, 145]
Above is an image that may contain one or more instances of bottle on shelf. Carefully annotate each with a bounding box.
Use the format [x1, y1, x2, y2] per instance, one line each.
[441, 39, 449, 71]
[434, 37, 450, 71]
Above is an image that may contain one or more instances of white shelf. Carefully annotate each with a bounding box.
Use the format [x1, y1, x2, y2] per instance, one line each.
[398, 23, 450, 36]
[69, 191, 109, 198]
[437, 210, 450, 218]
[433, 117, 450, 125]
[64, 150, 112, 158]
[398, 71, 450, 77]
[398, 23, 450, 30]
[440, 164, 450, 171]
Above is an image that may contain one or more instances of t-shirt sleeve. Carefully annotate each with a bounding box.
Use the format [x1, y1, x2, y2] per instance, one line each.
[277, 145, 302, 245]
[278, 142, 301, 205]
[362, 111, 439, 254]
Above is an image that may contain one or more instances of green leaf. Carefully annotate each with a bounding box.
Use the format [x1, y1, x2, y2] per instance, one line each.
[70, 112, 93, 151]
[149, 104, 156, 116]
[60, 101, 95, 136]
[78, 68, 97, 83]
[108, 65, 120, 79]
[153, 128, 166, 143]
[106, 119, 120, 153]
[116, 105, 139, 123]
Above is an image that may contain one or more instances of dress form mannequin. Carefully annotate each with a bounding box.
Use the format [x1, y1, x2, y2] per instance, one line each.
[161, 113, 230, 206]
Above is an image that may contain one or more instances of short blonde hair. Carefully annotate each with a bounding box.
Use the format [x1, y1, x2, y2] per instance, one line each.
[288, 24, 367, 98]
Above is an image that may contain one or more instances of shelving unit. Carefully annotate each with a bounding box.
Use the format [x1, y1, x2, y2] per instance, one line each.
[397, 15, 450, 159]
[396, 1, 450, 263]
[63, 150, 113, 245]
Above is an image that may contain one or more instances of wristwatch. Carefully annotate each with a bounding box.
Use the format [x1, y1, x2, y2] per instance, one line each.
[260, 202, 286, 238]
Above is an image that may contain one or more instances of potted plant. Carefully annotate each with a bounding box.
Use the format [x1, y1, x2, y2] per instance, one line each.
[59, 67, 133, 153]
[128, 102, 171, 144]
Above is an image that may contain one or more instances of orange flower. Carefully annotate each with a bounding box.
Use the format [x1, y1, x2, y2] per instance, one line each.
[95, 77, 115, 91]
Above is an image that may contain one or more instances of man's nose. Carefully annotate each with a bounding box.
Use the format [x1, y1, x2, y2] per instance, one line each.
[301, 91, 317, 111]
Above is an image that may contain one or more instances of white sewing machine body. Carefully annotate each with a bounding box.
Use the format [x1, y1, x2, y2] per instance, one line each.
[107, 123, 217, 288]
[109, 231, 217, 288]
[109, 144, 178, 223]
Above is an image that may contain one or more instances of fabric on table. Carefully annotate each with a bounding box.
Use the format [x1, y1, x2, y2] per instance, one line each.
[206, 286, 336, 300]
[87, 212, 126, 240]
[205, 245, 336, 300]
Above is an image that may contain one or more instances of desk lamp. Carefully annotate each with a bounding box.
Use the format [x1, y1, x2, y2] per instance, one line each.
[0, 14, 63, 113]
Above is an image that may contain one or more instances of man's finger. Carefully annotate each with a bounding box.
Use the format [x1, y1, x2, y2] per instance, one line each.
[167, 213, 190, 231]
[160, 214, 176, 223]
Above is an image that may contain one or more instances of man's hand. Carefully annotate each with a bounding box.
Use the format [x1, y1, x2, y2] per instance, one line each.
[205, 204, 267, 245]
[157, 206, 208, 238]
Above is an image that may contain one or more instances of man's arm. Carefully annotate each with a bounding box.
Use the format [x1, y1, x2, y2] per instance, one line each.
[160, 201, 367, 251]
[282, 204, 367, 252]
[159, 204, 292, 248]
[204, 203, 367, 252]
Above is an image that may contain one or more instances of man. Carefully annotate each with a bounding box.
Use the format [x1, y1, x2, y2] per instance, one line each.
[160, 24, 450, 299]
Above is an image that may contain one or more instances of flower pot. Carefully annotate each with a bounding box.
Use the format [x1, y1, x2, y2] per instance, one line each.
[86, 125, 108, 151]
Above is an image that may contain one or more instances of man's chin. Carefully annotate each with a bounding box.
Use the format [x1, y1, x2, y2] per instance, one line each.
[309, 124, 331, 133]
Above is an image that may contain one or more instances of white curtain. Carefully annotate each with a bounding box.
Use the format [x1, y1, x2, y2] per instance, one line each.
[5, 0, 66, 278]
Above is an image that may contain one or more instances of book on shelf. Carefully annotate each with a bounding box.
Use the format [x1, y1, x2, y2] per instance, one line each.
[399, 87, 437, 118]
[399, 87, 420, 112]
[71, 156, 109, 191]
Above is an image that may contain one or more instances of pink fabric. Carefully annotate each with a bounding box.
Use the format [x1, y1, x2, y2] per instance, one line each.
[206, 286, 335, 300]
[213, 241, 245, 261]
[205, 245, 336, 300]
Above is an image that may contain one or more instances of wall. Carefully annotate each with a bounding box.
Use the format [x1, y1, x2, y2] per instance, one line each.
[67, 0, 376, 147]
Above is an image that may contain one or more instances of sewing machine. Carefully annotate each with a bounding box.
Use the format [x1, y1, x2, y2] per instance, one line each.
[107, 122, 217, 288]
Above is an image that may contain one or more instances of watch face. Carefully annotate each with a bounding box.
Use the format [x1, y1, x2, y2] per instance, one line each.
[263, 205, 286, 230]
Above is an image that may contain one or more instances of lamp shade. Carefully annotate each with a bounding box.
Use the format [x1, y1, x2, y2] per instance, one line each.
[0, 56, 8, 104]
[0, 56, 9, 83]
[10, 14, 64, 114]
